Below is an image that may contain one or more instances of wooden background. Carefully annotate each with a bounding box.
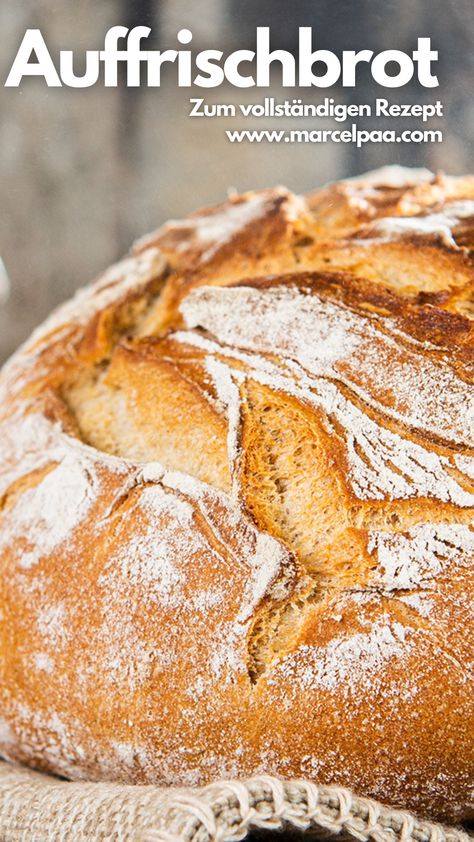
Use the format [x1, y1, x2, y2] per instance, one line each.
[0, 0, 473, 362]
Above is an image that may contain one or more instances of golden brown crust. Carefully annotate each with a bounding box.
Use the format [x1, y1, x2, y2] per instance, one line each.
[0, 166, 473, 822]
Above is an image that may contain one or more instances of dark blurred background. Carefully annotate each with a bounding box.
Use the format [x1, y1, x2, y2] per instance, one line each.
[0, 0, 473, 361]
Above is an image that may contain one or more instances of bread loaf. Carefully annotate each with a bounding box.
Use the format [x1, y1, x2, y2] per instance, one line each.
[0, 166, 473, 823]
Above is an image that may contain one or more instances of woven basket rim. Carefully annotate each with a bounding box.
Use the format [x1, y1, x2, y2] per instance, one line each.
[0, 761, 473, 842]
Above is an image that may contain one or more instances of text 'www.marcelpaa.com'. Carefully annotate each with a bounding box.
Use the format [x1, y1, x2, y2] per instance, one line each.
[225, 126, 443, 147]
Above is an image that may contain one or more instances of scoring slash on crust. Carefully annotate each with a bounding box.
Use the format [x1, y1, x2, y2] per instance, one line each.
[0, 167, 473, 822]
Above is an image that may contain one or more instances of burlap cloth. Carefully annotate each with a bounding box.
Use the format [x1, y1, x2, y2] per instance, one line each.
[0, 761, 473, 842]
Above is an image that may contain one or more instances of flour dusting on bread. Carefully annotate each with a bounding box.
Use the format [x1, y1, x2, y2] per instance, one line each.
[368, 523, 474, 591]
[0, 166, 473, 821]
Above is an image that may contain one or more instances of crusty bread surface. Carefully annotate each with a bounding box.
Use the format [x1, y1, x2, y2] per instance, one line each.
[0, 166, 473, 823]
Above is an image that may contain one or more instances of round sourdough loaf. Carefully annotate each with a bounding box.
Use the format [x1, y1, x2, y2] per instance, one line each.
[0, 166, 473, 824]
